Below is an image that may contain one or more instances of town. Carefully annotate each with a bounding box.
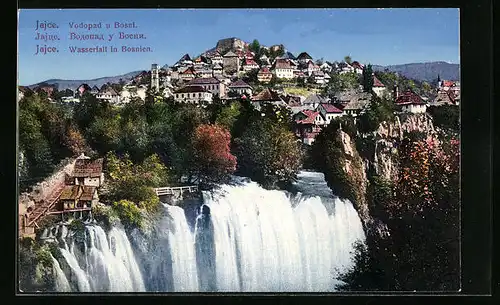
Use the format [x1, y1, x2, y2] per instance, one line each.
[20, 38, 460, 146]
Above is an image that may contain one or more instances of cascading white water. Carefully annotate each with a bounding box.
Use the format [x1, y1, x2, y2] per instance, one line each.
[202, 172, 366, 292]
[51, 254, 71, 292]
[49, 171, 365, 292]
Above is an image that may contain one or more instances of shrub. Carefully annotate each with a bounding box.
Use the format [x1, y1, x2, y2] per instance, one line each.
[112, 200, 144, 229]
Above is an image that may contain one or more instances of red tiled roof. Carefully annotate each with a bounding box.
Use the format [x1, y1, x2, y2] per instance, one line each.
[181, 67, 196, 74]
[73, 158, 103, 178]
[396, 90, 425, 105]
[258, 67, 272, 74]
[274, 59, 293, 70]
[295, 110, 320, 124]
[244, 59, 258, 66]
[373, 75, 385, 87]
[351, 61, 364, 69]
[319, 103, 343, 113]
[442, 80, 454, 87]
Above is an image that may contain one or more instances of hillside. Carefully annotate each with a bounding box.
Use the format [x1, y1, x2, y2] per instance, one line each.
[27, 71, 143, 91]
[372, 61, 459, 82]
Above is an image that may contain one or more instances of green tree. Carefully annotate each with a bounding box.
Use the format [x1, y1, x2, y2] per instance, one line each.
[235, 118, 302, 188]
[362, 64, 374, 92]
[344, 55, 352, 64]
[249, 39, 261, 54]
[215, 102, 242, 133]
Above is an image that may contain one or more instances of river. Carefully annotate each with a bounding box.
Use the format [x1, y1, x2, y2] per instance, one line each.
[41, 171, 366, 292]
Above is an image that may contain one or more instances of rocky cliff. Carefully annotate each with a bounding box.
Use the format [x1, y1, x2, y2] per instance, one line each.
[215, 37, 248, 54]
[335, 113, 436, 237]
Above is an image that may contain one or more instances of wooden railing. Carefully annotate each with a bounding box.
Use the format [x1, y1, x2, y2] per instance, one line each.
[154, 185, 198, 196]
[26, 183, 65, 227]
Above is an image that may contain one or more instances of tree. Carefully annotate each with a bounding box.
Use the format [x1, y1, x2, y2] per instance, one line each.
[235, 118, 302, 188]
[190, 124, 237, 187]
[215, 102, 241, 133]
[249, 39, 261, 54]
[362, 64, 374, 92]
[344, 55, 352, 64]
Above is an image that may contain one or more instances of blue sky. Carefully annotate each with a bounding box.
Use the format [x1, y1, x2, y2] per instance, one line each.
[18, 8, 459, 85]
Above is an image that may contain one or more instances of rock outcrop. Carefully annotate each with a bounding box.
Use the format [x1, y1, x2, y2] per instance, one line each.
[215, 37, 247, 54]
[335, 113, 436, 238]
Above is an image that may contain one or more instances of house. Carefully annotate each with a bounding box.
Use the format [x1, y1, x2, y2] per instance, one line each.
[338, 62, 355, 74]
[18, 86, 30, 100]
[196, 69, 213, 79]
[228, 80, 253, 96]
[259, 54, 270, 65]
[58, 185, 82, 210]
[35, 85, 56, 98]
[438, 80, 455, 91]
[180, 67, 197, 81]
[297, 52, 313, 65]
[257, 67, 273, 83]
[351, 61, 364, 74]
[293, 109, 325, 145]
[312, 71, 327, 85]
[223, 51, 240, 75]
[175, 54, 193, 67]
[193, 55, 209, 68]
[324, 73, 331, 83]
[339, 90, 372, 116]
[282, 95, 303, 107]
[186, 77, 227, 98]
[58, 185, 97, 211]
[71, 156, 105, 187]
[303, 94, 328, 109]
[372, 75, 387, 97]
[320, 62, 332, 73]
[77, 186, 98, 209]
[303, 61, 320, 76]
[395, 89, 427, 113]
[209, 51, 224, 66]
[90, 85, 100, 95]
[96, 86, 120, 104]
[317, 103, 344, 124]
[174, 86, 213, 104]
[243, 59, 260, 72]
[251, 88, 286, 110]
[272, 59, 294, 79]
[433, 89, 458, 106]
[212, 63, 223, 77]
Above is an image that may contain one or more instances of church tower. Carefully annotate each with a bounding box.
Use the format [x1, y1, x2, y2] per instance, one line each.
[151, 63, 159, 92]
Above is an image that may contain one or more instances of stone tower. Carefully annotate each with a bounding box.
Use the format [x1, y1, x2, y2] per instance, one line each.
[151, 63, 159, 92]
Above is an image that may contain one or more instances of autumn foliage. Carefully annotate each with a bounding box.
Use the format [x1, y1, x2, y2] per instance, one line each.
[191, 124, 237, 187]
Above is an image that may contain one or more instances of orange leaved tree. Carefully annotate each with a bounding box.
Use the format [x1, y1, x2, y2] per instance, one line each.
[191, 124, 237, 188]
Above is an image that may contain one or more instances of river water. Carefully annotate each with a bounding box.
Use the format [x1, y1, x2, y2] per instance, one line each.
[42, 171, 366, 292]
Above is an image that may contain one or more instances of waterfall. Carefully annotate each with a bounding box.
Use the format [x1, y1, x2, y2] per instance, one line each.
[51, 254, 71, 292]
[48, 171, 365, 292]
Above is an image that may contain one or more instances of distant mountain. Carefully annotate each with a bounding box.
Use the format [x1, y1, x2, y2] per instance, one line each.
[372, 61, 460, 82]
[27, 71, 143, 91]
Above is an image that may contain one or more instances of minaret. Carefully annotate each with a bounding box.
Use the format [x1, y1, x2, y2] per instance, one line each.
[151, 63, 159, 92]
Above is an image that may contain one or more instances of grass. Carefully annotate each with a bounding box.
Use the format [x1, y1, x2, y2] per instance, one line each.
[284, 87, 321, 97]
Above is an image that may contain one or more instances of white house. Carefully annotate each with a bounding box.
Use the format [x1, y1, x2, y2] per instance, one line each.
[396, 89, 427, 113]
[212, 63, 223, 77]
[179, 67, 197, 81]
[372, 74, 387, 97]
[312, 71, 327, 85]
[96, 86, 120, 104]
[228, 79, 253, 96]
[296, 52, 313, 65]
[243, 59, 260, 72]
[320, 62, 332, 73]
[210, 52, 224, 66]
[338, 62, 355, 74]
[186, 77, 227, 98]
[272, 59, 294, 79]
[174, 86, 213, 104]
[317, 103, 344, 124]
[351, 61, 364, 74]
[305, 61, 320, 76]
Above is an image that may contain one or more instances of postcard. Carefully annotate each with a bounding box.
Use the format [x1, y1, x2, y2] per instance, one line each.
[17, 8, 460, 293]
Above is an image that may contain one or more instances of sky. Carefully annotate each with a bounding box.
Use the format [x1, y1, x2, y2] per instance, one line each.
[18, 8, 460, 85]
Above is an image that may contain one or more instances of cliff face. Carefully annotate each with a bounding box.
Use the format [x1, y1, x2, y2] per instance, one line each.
[336, 113, 435, 237]
[215, 37, 247, 54]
